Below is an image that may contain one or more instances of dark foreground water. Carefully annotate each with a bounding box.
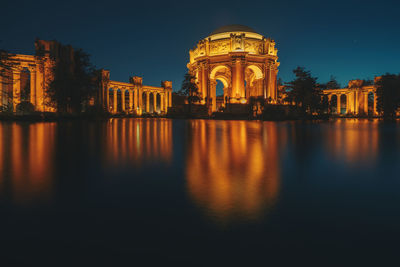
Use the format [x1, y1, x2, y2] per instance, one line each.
[0, 119, 400, 266]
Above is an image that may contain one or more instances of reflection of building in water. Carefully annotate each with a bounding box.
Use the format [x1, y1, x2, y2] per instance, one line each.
[0, 123, 56, 204]
[105, 118, 173, 166]
[185, 120, 285, 223]
[324, 119, 379, 164]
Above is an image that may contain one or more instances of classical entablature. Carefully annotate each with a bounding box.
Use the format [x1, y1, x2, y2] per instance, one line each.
[187, 25, 279, 112]
[99, 70, 172, 115]
[322, 79, 379, 115]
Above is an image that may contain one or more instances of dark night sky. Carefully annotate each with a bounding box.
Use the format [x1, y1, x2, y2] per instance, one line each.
[1, 0, 400, 90]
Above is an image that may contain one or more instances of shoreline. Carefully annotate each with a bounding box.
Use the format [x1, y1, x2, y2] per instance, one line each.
[0, 113, 393, 122]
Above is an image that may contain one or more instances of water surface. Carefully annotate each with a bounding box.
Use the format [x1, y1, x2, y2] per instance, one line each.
[0, 119, 399, 266]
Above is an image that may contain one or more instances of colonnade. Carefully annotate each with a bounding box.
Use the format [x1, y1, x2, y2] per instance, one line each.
[107, 85, 172, 114]
[325, 89, 377, 115]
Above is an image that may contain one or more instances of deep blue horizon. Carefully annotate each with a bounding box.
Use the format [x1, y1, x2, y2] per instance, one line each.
[1, 0, 400, 90]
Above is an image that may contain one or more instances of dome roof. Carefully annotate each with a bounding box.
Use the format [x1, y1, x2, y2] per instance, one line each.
[210, 25, 258, 35]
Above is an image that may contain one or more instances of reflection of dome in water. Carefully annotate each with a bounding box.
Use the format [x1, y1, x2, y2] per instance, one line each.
[210, 24, 259, 35]
[185, 121, 281, 224]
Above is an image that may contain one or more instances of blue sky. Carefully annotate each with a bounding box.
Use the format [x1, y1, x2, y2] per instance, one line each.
[1, 0, 399, 90]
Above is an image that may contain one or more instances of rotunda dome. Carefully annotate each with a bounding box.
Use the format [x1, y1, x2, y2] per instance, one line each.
[210, 24, 259, 35]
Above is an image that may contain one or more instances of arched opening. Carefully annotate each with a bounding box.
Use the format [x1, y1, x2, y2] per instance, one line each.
[117, 89, 122, 113]
[20, 68, 31, 102]
[330, 95, 337, 114]
[340, 94, 347, 114]
[149, 93, 154, 113]
[368, 92, 374, 115]
[142, 92, 147, 112]
[215, 79, 225, 111]
[245, 65, 263, 98]
[216, 80, 224, 97]
[210, 65, 231, 112]
[124, 90, 130, 112]
[156, 93, 161, 113]
[108, 89, 114, 112]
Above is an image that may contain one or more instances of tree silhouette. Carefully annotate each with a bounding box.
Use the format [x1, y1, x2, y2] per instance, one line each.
[375, 74, 400, 119]
[326, 75, 341, 89]
[180, 72, 200, 114]
[46, 44, 98, 114]
[285, 67, 322, 115]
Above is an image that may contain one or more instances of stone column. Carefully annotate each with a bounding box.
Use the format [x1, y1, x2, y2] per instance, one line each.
[134, 89, 138, 111]
[129, 90, 133, 112]
[364, 92, 368, 115]
[106, 89, 110, 112]
[13, 70, 21, 112]
[160, 93, 164, 112]
[113, 89, 117, 113]
[30, 70, 37, 107]
[232, 58, 245, 99]
[210, 80, 217, 112]
[355, 91, 359, 115]
[201, 64, 207, 99]
[35, 65, 44, 111]
[337, 94, 341, 114]
[153, 92, 157, 113]
[121, 90, 126, 112]
[138, 89, 143, 114]
[348, 92, 355, 114]
[373, 93, 377, 115]
[146, 92, 150, 113]
[164, 91, 168, 110]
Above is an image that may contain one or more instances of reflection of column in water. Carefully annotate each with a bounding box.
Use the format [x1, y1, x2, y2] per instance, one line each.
[1, 123, 56, 204]
[327, 120, 378, 164]
[186, 120, 282, 223]
[105, 119, 173, 166]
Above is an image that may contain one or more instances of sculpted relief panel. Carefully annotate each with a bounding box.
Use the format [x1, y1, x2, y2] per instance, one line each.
[210, 40, 230, 55]
[244, 40, 263, 54]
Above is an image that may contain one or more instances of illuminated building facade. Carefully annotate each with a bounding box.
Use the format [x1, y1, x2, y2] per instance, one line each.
[0, 40, 172, 114]
[187, 25, 280, 112]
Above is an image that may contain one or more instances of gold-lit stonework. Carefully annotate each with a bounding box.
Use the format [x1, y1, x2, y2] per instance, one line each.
[187, 25, 279, 112]
[0, 40, 172, 114]
[99, 71, 172, 115]
[322, 79, 379, 116]
[0, 40, 57, 112]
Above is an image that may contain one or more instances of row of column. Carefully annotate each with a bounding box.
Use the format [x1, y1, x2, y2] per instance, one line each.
[108, 89, 172, 114]
[329, 92, 377, 115]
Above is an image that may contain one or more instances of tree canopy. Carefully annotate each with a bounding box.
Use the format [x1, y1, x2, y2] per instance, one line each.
[285, 67, 324, 114]
[180, 72, 200, 112]
[45, 46, 99, 114]
[376, 74, 400, 119]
